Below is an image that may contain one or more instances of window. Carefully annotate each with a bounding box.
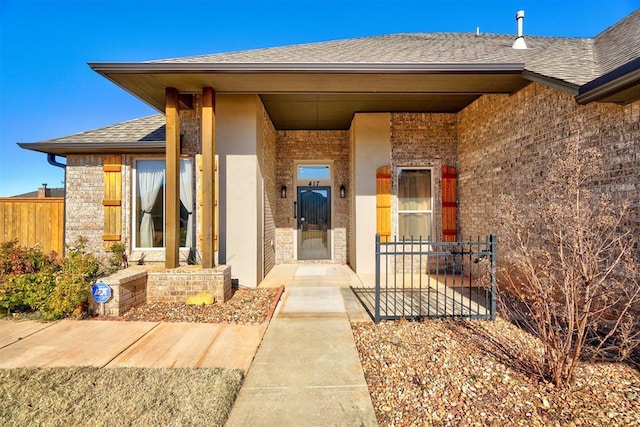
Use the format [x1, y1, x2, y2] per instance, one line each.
[133, 159, 194, 249]
[297, 165, 330, 180]
[398, 168, 433, 239]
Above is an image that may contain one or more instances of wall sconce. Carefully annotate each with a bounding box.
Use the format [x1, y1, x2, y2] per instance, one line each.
[281, 185, 287, 198]
[339, 184, 346, 198]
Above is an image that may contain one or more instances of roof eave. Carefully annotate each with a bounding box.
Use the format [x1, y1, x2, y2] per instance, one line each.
[522, 70, 580, 96]
[88, 62, 526, 74]
[18, 142, 166, 156]
[576, 57, 640, 105]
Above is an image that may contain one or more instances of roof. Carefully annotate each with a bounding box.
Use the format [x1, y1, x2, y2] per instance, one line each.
[18, 115, 166, 155]
[149, 33, 596, 86]
[20, 9, 640, 151]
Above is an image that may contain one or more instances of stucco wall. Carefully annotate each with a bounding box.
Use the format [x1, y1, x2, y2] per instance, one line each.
[275, 130, 351, 264]
[351, 113, 391, 273]
[216, 94, 262, 287]
[458, 82, 640, 240]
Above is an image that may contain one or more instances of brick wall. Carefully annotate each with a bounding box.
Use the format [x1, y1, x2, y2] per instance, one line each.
[147, 265, 232, 304]
[275, 130, 351, 264]
[390, 113, 458, 240]
[88, 266, 148, 316]
[261, 103, 278, 275]
[458, 82, 640, 240]
[65, 155, 107, 255]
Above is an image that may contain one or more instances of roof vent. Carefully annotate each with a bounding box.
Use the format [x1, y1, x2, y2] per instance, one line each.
[512, 10, 528, 49]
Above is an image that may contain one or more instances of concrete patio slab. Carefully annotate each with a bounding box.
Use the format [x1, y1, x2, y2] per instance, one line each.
[107, 322, 267, 371]
[0, 319, 56, 349]
[0, 320, 158, 368]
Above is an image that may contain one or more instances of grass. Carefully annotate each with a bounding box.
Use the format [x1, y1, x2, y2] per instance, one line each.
[0, 367, 244, 426]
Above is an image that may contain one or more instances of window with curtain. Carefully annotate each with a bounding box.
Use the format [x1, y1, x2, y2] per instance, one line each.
[134, 159, 194, 249]
[398, 168, 433, 239]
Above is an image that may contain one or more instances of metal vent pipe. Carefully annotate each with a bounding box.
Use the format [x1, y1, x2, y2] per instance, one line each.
[512, 10, 528, 49]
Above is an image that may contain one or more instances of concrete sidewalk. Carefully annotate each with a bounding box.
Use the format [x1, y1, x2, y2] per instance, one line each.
[0, 264, 378, 426]
[226, 264, 378, 426]
[0, 318, 266, 371]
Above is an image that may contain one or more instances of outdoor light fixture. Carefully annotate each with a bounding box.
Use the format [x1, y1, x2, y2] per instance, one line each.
[281, 185, 287, 198]
[339, 185, 346, 198]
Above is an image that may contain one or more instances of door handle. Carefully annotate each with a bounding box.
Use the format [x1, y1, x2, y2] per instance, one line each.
[293, 201, 297, 219]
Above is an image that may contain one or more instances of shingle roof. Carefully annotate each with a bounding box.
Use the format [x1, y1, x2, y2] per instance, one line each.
[148, 9, 640, 88]
[35, 114, 165, 144]
[150, 33, 596, 86]
[594, 9, 640, 75]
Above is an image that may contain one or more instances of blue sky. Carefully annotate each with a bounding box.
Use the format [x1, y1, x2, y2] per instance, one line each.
[1, 0, 638, 196]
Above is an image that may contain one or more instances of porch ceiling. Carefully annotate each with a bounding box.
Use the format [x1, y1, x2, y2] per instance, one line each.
[89, 63, 529, 130]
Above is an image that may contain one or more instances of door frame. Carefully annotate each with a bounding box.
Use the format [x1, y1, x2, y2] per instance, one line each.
[293, 160, 335, 261]
[296, 186, 332, 260]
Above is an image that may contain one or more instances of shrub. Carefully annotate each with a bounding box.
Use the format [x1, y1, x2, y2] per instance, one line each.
[496, 140, 639, 386]
[46, 238, 101, 319]
[107, 242, 127, 272]
[0, 238, 102, 319]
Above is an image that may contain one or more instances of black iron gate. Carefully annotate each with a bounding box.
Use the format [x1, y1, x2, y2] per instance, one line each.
[361, 234, 497, 323]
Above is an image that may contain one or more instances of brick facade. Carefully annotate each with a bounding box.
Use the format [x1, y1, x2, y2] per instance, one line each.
[261, 102, 278, 276]
[275, 130, 351, 264]
[63, 84, 638, 286]
[65, 155, 107, 253]
[390, 113, 458, 240]
[458, 82, 640, 240]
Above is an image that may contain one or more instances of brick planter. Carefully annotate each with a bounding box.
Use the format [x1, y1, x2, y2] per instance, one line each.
[89, 264, 232, 317]
[147, 265, 232, 304]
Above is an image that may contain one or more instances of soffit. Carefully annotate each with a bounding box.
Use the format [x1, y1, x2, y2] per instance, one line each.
[92, 64, 529, 130]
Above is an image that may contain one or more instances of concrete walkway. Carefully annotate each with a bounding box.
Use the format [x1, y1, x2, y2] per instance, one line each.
[226, 264, 378, 427]
[0, 319, 266, 371]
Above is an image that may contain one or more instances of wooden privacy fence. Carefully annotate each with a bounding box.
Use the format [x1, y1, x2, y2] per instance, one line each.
[0, 198, 64, 256]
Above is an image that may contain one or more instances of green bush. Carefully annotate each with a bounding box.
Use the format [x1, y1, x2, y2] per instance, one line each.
[0, 238, 102, 319]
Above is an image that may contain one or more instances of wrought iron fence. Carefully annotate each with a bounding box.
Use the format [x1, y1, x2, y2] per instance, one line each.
[364, 234, 496, 323]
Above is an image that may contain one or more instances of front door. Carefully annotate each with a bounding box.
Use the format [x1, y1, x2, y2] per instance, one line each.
[297, 187, 331, 260]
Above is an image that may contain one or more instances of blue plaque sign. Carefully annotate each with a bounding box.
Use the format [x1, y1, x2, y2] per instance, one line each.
[91, 282, 112, 304]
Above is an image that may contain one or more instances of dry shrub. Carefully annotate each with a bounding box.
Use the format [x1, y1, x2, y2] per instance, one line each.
[496, 140, 640, 386]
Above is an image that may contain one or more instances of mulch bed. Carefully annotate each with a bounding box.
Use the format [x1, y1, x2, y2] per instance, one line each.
[116, 287, 281, 324]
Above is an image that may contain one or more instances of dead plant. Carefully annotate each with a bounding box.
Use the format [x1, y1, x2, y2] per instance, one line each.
[496, 140, 639, 386]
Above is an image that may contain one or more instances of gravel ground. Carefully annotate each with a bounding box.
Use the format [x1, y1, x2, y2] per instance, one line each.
[352, 318, 640, 427]
[108, 288, 640, 426]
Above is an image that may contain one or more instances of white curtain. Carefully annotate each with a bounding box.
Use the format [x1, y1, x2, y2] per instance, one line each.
[179, 160, 194, 248]
[137, 160, 165, 247]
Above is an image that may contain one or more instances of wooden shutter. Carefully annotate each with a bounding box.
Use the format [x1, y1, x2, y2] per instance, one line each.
[102, 155, 122, 246]
[376, 165, 391, 242]
[442, 165, 457, 242]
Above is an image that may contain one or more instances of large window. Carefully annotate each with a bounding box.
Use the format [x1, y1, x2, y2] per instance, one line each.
[133, 159, 194, 249]
[398, 168, 433, 239]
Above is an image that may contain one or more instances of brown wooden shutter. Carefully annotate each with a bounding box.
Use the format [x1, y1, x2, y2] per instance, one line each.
[102, 155, 122, 246]
[376, 165, 391, 242]
[442, 165, 457, 242]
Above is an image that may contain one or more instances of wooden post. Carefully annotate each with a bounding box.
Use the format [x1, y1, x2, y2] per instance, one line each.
[201, 87, 216, 268]
[165, 87, 180, 268]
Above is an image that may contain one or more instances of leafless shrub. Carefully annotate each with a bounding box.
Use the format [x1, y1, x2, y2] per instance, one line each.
[496, 140, 640, 386]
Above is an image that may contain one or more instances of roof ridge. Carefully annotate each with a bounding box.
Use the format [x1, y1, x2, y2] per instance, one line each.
[148, 32, 593, 64]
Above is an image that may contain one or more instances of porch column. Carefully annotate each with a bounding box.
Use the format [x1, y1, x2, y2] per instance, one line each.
[201, 87, 216, 268]
[165, 87, 180, 268]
